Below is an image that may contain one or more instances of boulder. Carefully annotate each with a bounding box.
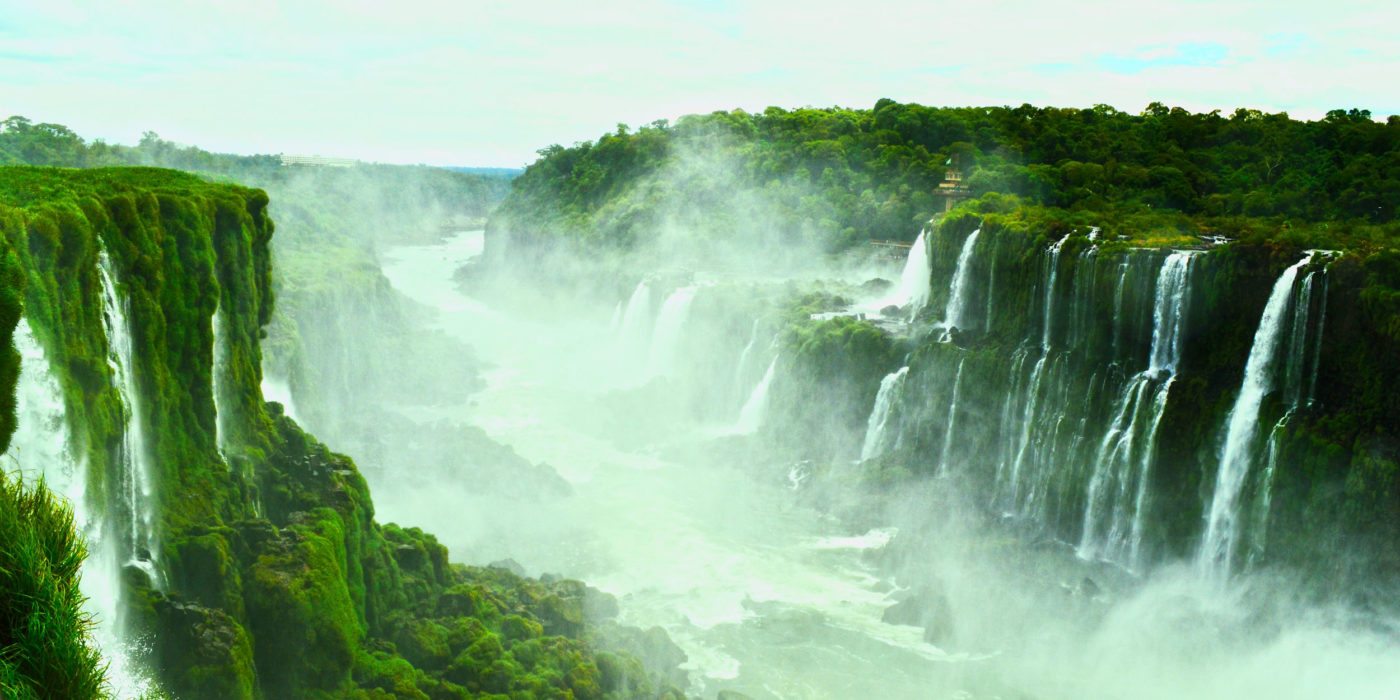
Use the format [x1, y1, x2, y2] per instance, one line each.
[881, 583, 954, 646]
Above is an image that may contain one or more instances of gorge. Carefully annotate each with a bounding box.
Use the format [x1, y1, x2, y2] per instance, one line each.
[0, 101, 1398, 700]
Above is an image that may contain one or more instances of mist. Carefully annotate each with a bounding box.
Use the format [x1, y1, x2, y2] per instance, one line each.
[258, 130, 1400, 699]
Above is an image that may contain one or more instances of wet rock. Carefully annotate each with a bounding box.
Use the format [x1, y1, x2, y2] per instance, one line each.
[881, 304, 904, 317]
[882, 584, 954, 645]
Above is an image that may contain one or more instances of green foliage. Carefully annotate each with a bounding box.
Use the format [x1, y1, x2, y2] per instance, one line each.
[493, 101, 1400, 257]
[0, 472, 107, 700]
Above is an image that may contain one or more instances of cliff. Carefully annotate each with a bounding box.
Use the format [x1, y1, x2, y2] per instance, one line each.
[0, 167, 680, 699]
[769, 211, 1400, 583]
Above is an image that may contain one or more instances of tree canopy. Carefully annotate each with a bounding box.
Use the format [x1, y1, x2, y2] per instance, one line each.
[493, 101, 1400, 251]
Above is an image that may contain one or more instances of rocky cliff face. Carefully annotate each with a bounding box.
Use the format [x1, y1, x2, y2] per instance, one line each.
[0, 167, 682, 699]
[772, 214, 1399, 582]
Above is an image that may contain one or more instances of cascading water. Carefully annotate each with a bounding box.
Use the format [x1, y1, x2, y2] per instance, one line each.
[733, 357, 778, 434]
[860, 366, 909, 460]
[731, 318, 763, 404]
[6, 318, 152, 696]
[1078, 251, 1198, 567]
[875, 229, 931, 317]
[212, 305, 232, 455]
[1000, 233, 1072, 513]
[938, 358, 966, 474]
[647, 285, 699, 378]
[98, 250, 163, 590]
[942, 228, 981, 334]
[1249, 257, 1335, 566]
[1199, 251, 1316, 579]
[619, 280, 654, 347]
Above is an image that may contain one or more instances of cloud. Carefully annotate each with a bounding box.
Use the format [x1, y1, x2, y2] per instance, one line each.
[0, 0, 1396, 166]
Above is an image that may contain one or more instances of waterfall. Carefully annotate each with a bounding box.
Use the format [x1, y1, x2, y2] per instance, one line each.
[733, 357, 778, 434]
[1000, 233, 1072, 512]
[860, 366, 909, 460]
[942, 228, 981, 334]
[1039, 233, 1072, 350]
[212, 305, 232, 454]
[938, 358, 966, 474]
[732, 318, 763, 405]
[1199, 252, 1316, 579]
[6, 318, 153, 696]
[618, 280, 654, 349]
[878, 229, 931, 316]
[1248, 257, 1335, 566]
[1079, 251, 1198, 567]
[647, 285, 698, 378]
[98, 250, 163, 590]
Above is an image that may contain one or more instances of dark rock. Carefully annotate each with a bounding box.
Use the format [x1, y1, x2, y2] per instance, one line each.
[881, 583, 954, 646]
[1077, 576, 1101, 599]
[860, 277, 894, 294]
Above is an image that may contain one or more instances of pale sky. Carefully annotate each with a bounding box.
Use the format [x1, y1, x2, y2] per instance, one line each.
[1, 0, 1395, 167]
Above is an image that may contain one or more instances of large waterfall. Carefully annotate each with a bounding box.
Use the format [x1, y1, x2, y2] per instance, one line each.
[877, 229, 932, 316]
[941, 227, 981, 333]
[98, 250, 163, 590]
[7, 318, 152, 696]
[619, 280, 655, 349]
[647, 285, 699, 378]
[1078, 251, 1198, 568]
[860, 366, 909, 460]
[996, 232, 1074, 517]
[1200, 252, 1317, 579]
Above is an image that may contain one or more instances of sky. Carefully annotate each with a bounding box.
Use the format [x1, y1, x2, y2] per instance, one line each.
[0, 0, 1396, 167]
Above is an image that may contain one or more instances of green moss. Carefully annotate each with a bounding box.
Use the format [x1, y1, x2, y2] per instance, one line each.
[0, 166, 686, 699]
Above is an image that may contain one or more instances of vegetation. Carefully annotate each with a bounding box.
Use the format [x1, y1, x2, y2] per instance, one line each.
[0, 472, 107, 700]
[0, 166, 680, 698]
[491, 101, 1400, 255]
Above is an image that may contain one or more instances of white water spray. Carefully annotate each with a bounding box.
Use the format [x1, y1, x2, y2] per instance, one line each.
[938, 358, 966, 474]
[942, 228, 981, 334]
[619, 280, 654, 347]
[647, 285, 699, 379]
[98, 250, 163, 590]
[1200, 252, 1316, 579]
[1079, 251, 1197, 567]
[7, 318, 153, 696]
[212, 305, 232, 454]
[876, 229, 931, 317]
[733, 357, 778, 435]
[860, 366, 909, 461]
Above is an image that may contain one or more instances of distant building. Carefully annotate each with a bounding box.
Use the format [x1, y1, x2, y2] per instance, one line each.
[933, 156, 971, 213]
[280, 154, 357, 168]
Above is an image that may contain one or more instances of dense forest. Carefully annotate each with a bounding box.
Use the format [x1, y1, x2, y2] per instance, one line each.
[493, 101, 1400, 253]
